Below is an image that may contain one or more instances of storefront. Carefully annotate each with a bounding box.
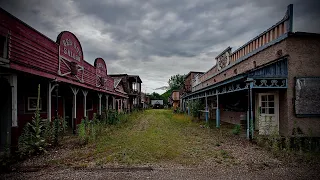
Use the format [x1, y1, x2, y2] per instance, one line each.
[182, 4, 320, 138]
[0, 8, 129, 152]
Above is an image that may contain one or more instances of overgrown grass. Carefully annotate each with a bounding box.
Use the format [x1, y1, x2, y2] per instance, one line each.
[52, 109, 234, 167]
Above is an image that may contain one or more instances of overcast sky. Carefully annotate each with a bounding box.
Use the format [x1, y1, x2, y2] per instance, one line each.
[1, 0, 319, 94]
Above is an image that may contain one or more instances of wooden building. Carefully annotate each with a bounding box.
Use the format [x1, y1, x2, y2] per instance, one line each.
[170, 90, 180, 111]
[109, 74, 142, 112]
[0, 8, 132, 152]
[181, 4, 320, 138]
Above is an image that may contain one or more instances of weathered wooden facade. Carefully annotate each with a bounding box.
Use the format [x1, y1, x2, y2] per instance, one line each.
[182, 4, 320, 138]
[0, 8, 131, 152]
[170, 90, 180, 111]
[109, 74, 142, 112]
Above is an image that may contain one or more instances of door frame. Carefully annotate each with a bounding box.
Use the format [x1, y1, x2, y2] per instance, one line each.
[256, 91, 279, 135]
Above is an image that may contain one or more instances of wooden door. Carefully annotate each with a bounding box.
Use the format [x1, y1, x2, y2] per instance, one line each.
[258, 93, 279, 135]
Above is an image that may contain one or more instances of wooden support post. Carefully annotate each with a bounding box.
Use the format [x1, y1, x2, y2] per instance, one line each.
[106, 95, 109, 110]
[98, 93, 102, 115]
[249, 81, 254, 140]
[70, 87, 79, 134]
[47, 82, 58, 121]
[245, 78, 254, 140]
[188, 99, 190, 116]
[113, 96, 116, 110]
[10, 75, 18, 127]
[82, 90, 88, 117]
[205, 92, 208, 124]
[216, 90, 220, 128]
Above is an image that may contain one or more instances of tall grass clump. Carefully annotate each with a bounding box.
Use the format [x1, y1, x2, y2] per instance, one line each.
[18, 84, 67, 157]
[77, 109, 131, 145]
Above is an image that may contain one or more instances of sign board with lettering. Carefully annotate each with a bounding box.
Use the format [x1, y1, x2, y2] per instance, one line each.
[57, 31, 83, 63]
[56, 31, 84, 82]
[94, 58, 107, 77]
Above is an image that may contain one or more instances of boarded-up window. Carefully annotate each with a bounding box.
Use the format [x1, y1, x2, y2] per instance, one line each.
[295, 77, 320, 117]
[0, 36, 6, 58]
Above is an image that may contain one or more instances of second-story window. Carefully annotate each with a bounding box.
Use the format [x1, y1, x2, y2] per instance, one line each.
[0, 35, 7, 58]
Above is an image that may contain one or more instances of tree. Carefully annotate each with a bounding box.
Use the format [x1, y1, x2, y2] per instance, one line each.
[168, 74, 185, 91]
[148, 92, 163, 100]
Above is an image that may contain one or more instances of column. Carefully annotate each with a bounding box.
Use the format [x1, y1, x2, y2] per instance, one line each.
[47, 83, 52, 121]
[113, 96, 116, 110]
[188, 99, 190, 116]
[98, 93, 102, 115]
[249, 81, 254, 140]
[106, 95, 109, 110]
[70, 87, 79, 134]
[9, 74, 18, 127]
[205, 92, 208, 123]
[82, 90, 88, 117]
[216, 90, 220, 128]
[47, 82, 58, 121]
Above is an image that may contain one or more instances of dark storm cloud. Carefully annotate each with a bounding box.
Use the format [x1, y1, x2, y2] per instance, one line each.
[0, 0, 319, 93]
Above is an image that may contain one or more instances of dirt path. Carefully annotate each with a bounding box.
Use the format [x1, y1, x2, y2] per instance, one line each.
[2, 110, 320, 179]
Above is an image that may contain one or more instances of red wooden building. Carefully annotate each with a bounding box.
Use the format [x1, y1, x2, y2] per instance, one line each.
[0, 8, 130, 152]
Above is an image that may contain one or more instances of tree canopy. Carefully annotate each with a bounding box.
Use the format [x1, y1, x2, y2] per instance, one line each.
[168, 74, 185, 91]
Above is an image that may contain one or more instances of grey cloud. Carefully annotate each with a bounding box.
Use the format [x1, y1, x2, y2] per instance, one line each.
[0, 0, 319, 93]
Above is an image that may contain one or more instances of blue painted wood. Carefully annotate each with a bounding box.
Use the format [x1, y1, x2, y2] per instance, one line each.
[249, 59, 288, 78]
[216, 109, 220, 128]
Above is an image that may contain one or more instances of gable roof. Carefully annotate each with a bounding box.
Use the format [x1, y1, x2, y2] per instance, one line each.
[113, 77, 122, 88]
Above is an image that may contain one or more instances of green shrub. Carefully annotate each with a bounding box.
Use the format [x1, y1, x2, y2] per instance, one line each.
[78, 117, 89, 145]
[232, 124, 241, 135]
[188, 100, 204, 117]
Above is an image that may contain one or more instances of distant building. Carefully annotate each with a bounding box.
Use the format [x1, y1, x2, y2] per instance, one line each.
[170, 90, 180, 111]
[109, 74, 142, 112]
[151, 100, 164, 109]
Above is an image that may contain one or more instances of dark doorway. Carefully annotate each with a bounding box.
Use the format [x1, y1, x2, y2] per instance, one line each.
[65, 97, 73, 131]
[0, 77, 12, 152]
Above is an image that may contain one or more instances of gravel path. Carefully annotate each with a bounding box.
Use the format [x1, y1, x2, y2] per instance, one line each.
[2, 164, 320, 180]
[2, 110, 320, 179]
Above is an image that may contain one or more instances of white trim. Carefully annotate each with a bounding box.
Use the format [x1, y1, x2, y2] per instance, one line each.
[98, 93, 102, 115]
[8, 74, 17, 127]
[82, 90, 88, 117]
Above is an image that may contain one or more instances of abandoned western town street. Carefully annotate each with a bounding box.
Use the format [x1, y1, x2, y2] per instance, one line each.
[1, 1, 320, 180]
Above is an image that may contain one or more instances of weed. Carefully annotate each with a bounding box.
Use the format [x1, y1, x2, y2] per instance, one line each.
[232, 124, 241, 135]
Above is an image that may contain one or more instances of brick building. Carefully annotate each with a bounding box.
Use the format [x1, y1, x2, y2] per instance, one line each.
[181, 4, 320, 138]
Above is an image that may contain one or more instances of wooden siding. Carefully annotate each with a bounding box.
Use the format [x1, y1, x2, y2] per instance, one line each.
[0, 9, 126, 98]
[248, 59, 288, 78]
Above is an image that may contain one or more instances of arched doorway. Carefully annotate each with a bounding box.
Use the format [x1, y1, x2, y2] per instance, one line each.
[0, 77, 12, 152]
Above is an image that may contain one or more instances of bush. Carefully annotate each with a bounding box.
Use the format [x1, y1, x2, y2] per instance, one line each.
[232, 124, 241, 135]
[188, 100, 204, 117]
